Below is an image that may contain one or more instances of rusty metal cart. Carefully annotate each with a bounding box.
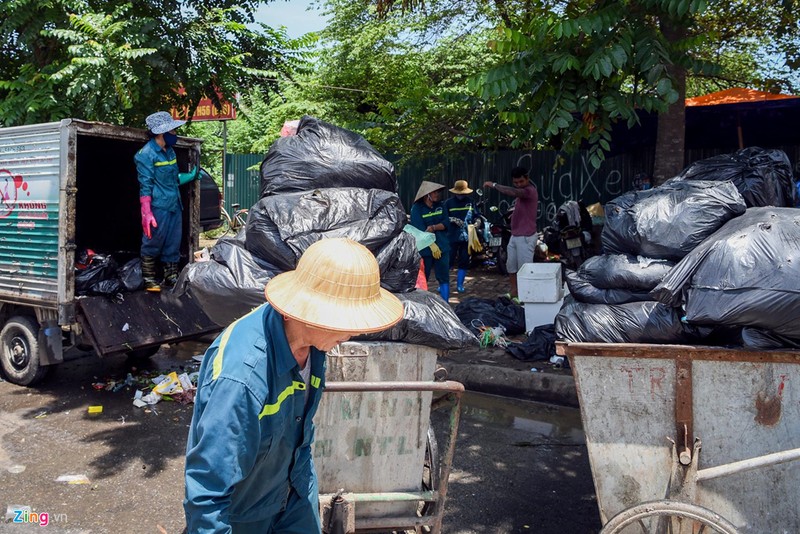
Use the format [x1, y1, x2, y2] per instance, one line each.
[314, 341, 464, 533]
[557, 342, 800, 534]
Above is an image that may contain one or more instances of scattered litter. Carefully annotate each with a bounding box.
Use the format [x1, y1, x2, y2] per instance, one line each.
[7, 465, 26, 474]
[87, 406, 103, 414]
[530, 368, 539, 373]
[152, 372, 183, 395]
[122, 323, 130, 332]
[56, 474, 90, 484]
[549, 355, 565, 368]
[192, 354, 205, 362]
[118, 416, 126, 424]
[478, 325, 509, 348]
[34, 410, 48, 419]
[479, 359, 497, 364]
[133, 390, 161, 408]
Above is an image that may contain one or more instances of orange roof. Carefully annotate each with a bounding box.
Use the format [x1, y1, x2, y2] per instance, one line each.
[686, 87, 799, 107]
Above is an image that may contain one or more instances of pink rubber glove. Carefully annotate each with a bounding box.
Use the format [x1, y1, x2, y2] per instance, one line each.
[140, 196, 157, 239]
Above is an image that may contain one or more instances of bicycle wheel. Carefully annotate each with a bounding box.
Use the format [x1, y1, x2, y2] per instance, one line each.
[600, 500, 740, 534]
[219, 207, 233, 236]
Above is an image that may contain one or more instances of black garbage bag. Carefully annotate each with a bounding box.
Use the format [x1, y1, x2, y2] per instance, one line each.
[75, 253, 118, 296]
[174, 238, 280, 327]
[118, 258, 143, 292]
[375, 231, 420, 293]
[555, 297, 701, 344]
[602, 180, 746, 260]
[673, 147, 796, 208]
[357, 290, 478, 350]
[564, 270, 654, 305]
[89, 278, 123, 297]
[260, 116, 397, 197]
[505, 324, 557, 361]
[454, 296, 527, 336]
[245, 188, 407, 271]
[741, 327, 800, 350]
[651, 208, 800, 340]
[578, 254, 675, 290]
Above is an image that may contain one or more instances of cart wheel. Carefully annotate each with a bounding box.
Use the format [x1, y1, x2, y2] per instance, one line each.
[600, 500, 741, 534]
[418, 426, 440, 517]
[0, 315, 49, 386]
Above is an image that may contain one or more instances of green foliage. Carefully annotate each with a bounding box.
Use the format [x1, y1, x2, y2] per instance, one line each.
[0, 0, 309, 127]
[469, 0, 800, 167]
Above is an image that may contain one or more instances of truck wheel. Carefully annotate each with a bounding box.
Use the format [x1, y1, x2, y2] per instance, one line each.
[0, 316, 49, 386]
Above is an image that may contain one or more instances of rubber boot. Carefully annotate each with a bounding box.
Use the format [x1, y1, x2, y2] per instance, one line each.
[457, 269, 467, 292]
[163, 262, 179, 288]
[141, 256, 161, 292]
[439, 283, 450, 302]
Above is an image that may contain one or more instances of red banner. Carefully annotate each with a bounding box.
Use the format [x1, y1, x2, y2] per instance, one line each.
[171, 97, 237, 122]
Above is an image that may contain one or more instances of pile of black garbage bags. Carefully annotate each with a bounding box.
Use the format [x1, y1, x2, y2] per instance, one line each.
[176, 116, 477, 350]
[556, 146, 800, 350]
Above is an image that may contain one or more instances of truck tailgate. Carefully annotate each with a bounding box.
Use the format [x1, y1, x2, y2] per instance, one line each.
[76, 291, 221, 355]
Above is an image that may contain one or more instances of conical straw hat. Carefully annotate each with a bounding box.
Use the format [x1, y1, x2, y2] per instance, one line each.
[414, 181, 446, 203]
[265, 238, 404, 333]
[449, 180, 473, 194]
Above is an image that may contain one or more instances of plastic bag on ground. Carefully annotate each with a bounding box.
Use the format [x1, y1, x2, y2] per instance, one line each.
[505, 324, 557, 361]
[564, 269, 654, 305]
[260, 116, 397, 196]
[175, 238, 280, 327]
[672, 147, 796, 208]
[454, 296, 527, 336]
[375, 231, 420, 293]
[245, 188, 407, 271]
[602, 180, 746, 260]
[651, 207, 800, 341]
[555, 298, 702, 344]
[356, 290, 478, 350]
[578, 254, 674, 290]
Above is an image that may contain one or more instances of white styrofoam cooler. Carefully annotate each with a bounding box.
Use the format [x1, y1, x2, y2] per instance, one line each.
[524, 299, 565, 333]
[518, 262, 563, 303]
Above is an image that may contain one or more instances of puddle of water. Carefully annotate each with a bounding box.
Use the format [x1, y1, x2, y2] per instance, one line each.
[459, 391, 585, 445]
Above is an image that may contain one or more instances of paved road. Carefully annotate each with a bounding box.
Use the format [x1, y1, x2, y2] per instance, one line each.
[0, 341, 600, 533]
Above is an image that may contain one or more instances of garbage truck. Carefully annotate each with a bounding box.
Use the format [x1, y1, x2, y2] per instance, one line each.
[0, 119, 220, 386]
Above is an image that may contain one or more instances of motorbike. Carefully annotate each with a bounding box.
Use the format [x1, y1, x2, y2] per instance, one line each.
[486, 202, 513, 275]
[541, 200, 593, 271]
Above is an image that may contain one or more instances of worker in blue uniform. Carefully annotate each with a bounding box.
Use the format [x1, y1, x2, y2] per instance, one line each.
[184, 238, 404, 533]
[443, 180, 475, 293]
[136, 111, 199, 292]
[410, 181, 450, 301]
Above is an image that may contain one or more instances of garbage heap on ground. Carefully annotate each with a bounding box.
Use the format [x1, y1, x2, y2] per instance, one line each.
[176, 116, 477, 350]
[556, 146, 800, 350]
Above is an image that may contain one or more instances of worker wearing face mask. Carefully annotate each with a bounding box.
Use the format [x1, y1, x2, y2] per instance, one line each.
[136, 111, 199, 292]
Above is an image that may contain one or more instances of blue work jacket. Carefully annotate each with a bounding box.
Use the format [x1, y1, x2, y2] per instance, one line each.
[410, 201, 450, 258]
[184, 303, 327, 533]
[135, 138, 181, 212]
[443, 196, 474, 243]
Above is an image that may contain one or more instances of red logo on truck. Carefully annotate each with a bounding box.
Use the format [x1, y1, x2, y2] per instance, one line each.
[0, 169, 29, 218]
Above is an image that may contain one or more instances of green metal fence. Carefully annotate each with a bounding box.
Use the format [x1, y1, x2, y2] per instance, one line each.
[226, 144, 798, 229]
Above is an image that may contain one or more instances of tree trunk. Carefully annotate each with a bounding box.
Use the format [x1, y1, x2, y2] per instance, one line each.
[653, 21, 687, 186]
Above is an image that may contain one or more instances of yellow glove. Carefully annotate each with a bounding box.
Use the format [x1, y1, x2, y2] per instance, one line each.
[467, 224, 483, 254]
[429, 242, 442, 259]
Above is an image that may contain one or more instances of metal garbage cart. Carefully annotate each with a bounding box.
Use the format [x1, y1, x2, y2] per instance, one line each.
[314, 341, 464, 533]
[557, 342, 800, 534]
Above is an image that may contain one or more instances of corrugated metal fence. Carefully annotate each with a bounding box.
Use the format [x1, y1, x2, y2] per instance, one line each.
[226, 145, 798, 229]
